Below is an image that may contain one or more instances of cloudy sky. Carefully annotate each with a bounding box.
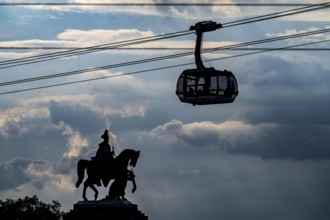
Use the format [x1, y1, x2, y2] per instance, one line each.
[1, 0, 330, 219]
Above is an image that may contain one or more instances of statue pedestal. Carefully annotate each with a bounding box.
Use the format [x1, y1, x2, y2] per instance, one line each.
[64, 200, 148, 220]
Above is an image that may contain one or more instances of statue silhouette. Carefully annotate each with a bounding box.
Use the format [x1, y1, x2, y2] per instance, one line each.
[75, 130, 140, 201]
[76, 149, 140, 201]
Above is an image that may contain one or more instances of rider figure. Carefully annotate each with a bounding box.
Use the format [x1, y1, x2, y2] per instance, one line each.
[93, 130, 115, 186]
[95, 130, 114, 161]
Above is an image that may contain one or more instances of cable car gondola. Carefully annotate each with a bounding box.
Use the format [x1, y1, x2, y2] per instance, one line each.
[176, 21, 238, 105]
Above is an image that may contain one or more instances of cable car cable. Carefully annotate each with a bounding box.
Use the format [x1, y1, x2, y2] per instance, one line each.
[222, 2, 330, 28]
[0, 31, 193, 69]
[0, 3, 327, 7]
[201, 28, 330, 54]
[0, 28, 328, 87]
[206, 39, 330, 63]
[0, 2, 328, 69]
[1, 47, 330, 51]
[0, 38, 328, 96]
[0, 31, 192, 66]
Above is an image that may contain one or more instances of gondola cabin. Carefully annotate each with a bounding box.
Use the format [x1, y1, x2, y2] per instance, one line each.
[176, 68, 238, 105]
[176, 21, 238, 106]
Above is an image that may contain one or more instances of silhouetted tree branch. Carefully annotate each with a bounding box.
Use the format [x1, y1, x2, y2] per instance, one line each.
[0, 195, 64, 220]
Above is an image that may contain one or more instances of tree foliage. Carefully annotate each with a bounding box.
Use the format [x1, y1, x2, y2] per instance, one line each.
[0, 195, 64, 220]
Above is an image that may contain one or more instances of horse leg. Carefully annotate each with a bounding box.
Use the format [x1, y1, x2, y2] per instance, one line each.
[83, 180, 89, 201]
[76, 159, 89, 188]
[82, 178, 99, 201]
[89, 184, 99, 201]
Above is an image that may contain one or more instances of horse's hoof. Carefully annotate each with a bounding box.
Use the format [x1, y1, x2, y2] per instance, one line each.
[75, 181, 81, 188]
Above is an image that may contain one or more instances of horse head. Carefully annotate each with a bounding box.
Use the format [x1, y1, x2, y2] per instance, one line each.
[129, 150, 140, 167]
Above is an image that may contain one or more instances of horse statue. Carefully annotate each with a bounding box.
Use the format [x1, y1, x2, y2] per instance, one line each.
[75, 149, 140, 201]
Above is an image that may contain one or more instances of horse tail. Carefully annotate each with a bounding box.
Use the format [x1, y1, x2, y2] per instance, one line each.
[75, 159, 89, 188]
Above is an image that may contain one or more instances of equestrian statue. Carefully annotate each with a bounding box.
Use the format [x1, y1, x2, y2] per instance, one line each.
[75, 130, 140, 201]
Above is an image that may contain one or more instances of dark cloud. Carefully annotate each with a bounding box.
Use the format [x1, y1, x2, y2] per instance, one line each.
[252, 55, 329, 91]
[53, 156, 79, 176]
[211, 54, 330, 160]
[0, 117, 68, 162]
[0, 158, 45, 191]
[49, 100, 106, 137]
[147, 118, 330, 160]
[238, 55, 330, 102]
[228, 124, 330, 160]
[237, 105, 330, 126]
[133, 141, 330, 220]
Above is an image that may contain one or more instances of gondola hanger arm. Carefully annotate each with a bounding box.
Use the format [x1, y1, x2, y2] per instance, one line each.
[189, 21, 222, 69]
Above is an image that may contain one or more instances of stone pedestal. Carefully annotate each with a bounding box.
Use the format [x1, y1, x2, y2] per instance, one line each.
[64, 200, 147, 220]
